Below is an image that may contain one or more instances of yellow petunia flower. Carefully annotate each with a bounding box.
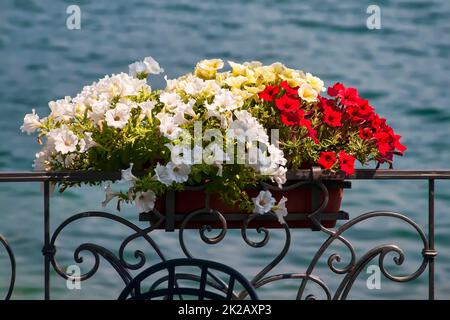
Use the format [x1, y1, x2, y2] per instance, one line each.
[224, 75, 248, 89]
[231, 88, 254, 101]
[195, 59, 224, 80]
[228, 61, 248, 76]
[298, 83, 319, 103]
[306, 72, 325, 93]
[253, 66, 277, 84]
[244, 84, 266, 95]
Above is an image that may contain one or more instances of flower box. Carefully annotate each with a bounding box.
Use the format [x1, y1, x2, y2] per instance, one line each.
[139, 179, 350, 230]
[21, 57, 405, 225]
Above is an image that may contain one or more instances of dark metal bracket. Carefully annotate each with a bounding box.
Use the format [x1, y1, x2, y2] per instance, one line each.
[139, 211, 349, 228]
[165, 190, 175, 232]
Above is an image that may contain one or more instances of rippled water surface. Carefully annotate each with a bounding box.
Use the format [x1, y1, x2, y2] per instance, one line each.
[1, 0, 450, 299]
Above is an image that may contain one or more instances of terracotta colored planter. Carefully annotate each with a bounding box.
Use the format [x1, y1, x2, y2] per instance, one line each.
[145, 181, 347, 230]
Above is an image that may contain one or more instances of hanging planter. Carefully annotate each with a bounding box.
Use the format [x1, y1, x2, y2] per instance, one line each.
[21, 57, 406, 229]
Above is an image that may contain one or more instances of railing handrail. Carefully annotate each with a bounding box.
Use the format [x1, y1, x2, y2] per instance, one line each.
[1, 169, 450, 182]
[0, 168, 443, 300]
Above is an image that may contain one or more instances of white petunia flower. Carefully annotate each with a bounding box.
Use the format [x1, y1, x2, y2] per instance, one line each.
[73, 73, 150, 110]
[135, 190, 156, 213]
[49, 127, 79, 154]
[178, 99, 196, 116]
[101, 184, 120, 207]
[228, 110, 268, 144]
[166, 161, 191, 183]
[33, 148, 52, 171]
[119, 163, 138, 183]
[172, 99, 196, 125]
[173, 111, 189, 126]
[49, 96, 74, 122]
[128, 61, 148, 77]
[72, 102, 87, 117]
[20, 109, 42, 134]
[164, 75, 178, 91]
[105, 103, 131, 129]
[156, 113, 182, 140]
[129, 56, 164, 77]
[182, 76, 207, 96]
[88, 99, 110, 123]
[211, 89, 241, 113]
[252, 190, 276, 215]
[154, 163, 175, 186]
[138, 101, 156, 120]
[268, 144, 287, 167]
[153, 162, 191, 185]
[270, 166, 288, 188]
[143, 56, 164, 74]
[78, 132, 97, 153]
[95, 73, 148, 98]
[272, 196, 288, 224]
[159, 92, 183, 111]
[117, 73, 149, 96]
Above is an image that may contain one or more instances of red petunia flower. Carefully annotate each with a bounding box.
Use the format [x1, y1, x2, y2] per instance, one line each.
[280, 111, 297, 126]
[345, 106, 364, 123]
[299, 118, 320, 144]
[280, 109, 305, 126]
[369, 114, 386, 130]
[318, 96, 336, 110]
[374, 131, 391, 144]
[338, 87, 360, 107]
[359, 128, 373, 140]
[357, 99, 374, 116]
[275, 94, 300, 113]
[258, 85, 280, 102]
[280, 81, 299, 96]
[377, 142, 392, 156]
[339, 150, 356, 175]
[327, 83, 345, 97]
[393, 134, 407, 154]
[323, 107, 342, 127]
[318, 151, 337, 170]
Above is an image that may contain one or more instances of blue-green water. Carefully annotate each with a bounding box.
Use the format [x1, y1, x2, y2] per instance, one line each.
[1, 0, 450, 299]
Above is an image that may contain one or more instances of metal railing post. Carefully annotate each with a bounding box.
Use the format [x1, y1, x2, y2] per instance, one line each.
[42, 181, 51, 300]
[427, 179, 437, 300]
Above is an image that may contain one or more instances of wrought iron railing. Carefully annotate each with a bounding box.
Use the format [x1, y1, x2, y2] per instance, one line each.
[0, 169, 448, 300]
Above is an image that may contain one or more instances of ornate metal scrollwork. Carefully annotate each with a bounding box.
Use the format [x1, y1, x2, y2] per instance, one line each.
[47, 179, 432, 300]
[295, 210, 429, 300]
[48, 211, 167, 287]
